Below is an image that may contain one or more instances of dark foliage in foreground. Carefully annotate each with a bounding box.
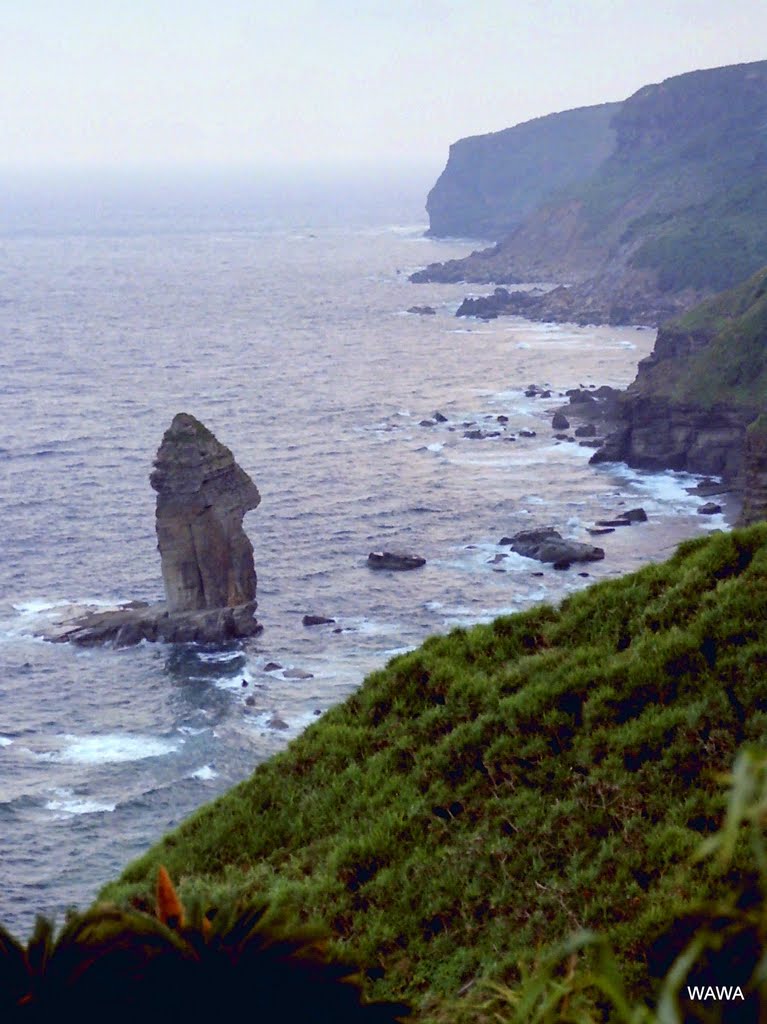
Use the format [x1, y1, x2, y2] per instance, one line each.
[0, 868, 409, 1023]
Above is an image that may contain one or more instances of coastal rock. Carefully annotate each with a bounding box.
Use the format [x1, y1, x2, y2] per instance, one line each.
[408, 305, 437, 315]
[302, 615, 336, 626]
[49, 414, 262, 647]
[591, 395, 747, 479]
[552, 411, 570, 430]
[621, 507, 648, 522]
[48, 600, 261, 647]
[698, 502, 722, 515]
[367, 551, 426, 571]
[499, 528, 605, 565]
[455, 287, 511, 319]
[574, 423, 597, 437]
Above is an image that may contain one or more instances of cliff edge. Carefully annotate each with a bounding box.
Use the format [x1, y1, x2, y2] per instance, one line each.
[591, 267, 767, 508]
[425, 102, 618, 239]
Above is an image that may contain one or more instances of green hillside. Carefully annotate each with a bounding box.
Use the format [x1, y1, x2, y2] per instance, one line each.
[640, 265, 767, 411]
[101, 525, 767, 1020]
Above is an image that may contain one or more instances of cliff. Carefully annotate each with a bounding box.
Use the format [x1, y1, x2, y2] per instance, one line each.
[425, 102, 619, 239]
[414, 61, 767, 325]
[592, 267, 767, 490]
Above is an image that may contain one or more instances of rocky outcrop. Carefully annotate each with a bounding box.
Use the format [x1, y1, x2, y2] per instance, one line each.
[499, 529, 604, 567]
[151, 413, 260, 613]
[49, 414, 262, 647]
[448, 280, 687, 329]
[739, 417, 767, 525]
[367, 551, 426, 571]
[590, 268, 767, 487]
[46, 601, 261, 647]
[590, 396, 747, 478]
[413, 61, 767, 326]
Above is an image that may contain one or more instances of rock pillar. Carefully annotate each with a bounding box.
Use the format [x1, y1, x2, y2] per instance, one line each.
[150, 413, 260, 612]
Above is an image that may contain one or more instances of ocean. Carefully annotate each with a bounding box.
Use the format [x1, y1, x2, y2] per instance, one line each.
[0, 166, 730, 937]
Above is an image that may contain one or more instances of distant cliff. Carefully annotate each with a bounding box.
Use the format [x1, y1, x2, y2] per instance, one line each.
[415, 61, 767, 325]
[592, 266, 767, 519]
[425, 103, 619, 239]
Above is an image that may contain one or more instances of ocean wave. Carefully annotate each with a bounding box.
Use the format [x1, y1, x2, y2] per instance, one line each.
[51, 733, 183, 765]
[44, 788, 116, 817]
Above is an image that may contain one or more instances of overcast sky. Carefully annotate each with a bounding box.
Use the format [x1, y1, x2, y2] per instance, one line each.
[2, 1, 766, 175]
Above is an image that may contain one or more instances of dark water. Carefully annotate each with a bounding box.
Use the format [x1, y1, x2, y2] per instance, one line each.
[0, 168, 729, 937]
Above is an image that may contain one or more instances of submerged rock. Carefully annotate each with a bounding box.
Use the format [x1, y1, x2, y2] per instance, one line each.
[49, 413, 262, 647]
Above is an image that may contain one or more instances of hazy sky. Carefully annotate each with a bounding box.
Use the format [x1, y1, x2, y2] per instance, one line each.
[2, 1, 766, 174]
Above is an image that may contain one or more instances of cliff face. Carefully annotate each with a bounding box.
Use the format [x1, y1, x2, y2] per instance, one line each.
[425, 103, 619, 239]
[415, 61, 767, 325]
[592, 268, 767, 496]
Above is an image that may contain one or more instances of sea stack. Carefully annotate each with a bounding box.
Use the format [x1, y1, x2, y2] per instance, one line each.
[48, 414, 262, 646]
[151, 413, 260, 612]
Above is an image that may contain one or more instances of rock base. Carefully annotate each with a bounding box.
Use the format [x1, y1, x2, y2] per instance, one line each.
[45, 600, 261, 647]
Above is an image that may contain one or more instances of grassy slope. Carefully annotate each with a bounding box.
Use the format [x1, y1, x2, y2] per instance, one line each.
[640, 266, 767, 411]
[103, 525, 767, 1020]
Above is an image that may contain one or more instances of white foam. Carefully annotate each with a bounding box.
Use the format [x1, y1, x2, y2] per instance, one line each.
[195, 650, 242, 664]
[426, 442, 444, 452]
[189, 765, 218, 781]
[212, 665, 255, 692]
[55, 733, 182, 764]
[45, 788, 116, 816]
[0, 736, 12, 747]
[13, 597, 117, 615]
[12, 598, 72, 615]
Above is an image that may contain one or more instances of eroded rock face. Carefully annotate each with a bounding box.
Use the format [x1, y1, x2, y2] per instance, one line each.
[47, 414, 262, 647]
[150, 413, 260, 612]
[590, 396, 747, 479]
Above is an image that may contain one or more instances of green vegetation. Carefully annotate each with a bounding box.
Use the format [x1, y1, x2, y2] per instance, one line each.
[629, 179, 767, 294]
[99, 524, 767, 1020]
[642, 266, 767, 410]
